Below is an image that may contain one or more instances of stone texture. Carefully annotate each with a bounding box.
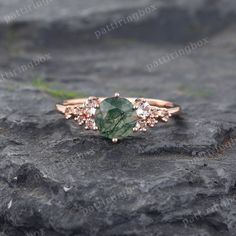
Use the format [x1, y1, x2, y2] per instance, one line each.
[0, 0, 236, 236]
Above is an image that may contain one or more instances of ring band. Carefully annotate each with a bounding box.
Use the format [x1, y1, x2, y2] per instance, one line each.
[56, 93, 181, 143]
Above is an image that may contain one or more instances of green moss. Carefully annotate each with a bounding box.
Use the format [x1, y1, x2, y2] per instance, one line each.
[178, 85, 212, 98]
[32, 77, 48, 90]
[32, 77, 86, 99]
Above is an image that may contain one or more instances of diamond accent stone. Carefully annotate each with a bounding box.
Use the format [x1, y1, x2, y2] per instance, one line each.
[134, 98, 151, 119]
[133, 98, 171, 131]
[152, 108, 171, 122]
[64, 97, 99, 130]
[85, 119, 97, 130]
[135, 119, 147, 131]
[65, 106, 80, 119]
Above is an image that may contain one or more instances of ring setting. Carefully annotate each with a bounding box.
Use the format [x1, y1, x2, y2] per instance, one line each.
[56, 93, 181, 143]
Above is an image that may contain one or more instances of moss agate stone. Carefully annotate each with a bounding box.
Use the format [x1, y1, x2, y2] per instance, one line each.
[95, 97, 137, 140]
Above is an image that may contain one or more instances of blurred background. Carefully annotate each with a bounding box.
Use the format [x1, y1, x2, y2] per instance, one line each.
[0, 0, 235, 102]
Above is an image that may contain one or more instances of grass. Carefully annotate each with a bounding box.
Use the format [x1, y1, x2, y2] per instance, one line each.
[32, 76, 86, 99]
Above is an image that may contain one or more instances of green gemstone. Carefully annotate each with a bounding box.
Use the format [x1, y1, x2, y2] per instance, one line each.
[95, 97, 137, 140]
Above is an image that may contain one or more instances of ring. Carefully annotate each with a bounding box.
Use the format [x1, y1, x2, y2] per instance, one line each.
[56, 93, 181, 143]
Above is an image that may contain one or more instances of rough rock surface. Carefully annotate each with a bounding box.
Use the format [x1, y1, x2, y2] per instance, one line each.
[0, 0, 236, 235]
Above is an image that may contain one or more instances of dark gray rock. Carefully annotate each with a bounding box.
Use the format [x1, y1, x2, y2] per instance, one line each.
[0, 0, 236, 235]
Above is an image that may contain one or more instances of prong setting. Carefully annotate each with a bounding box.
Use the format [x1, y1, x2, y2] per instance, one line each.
[93, 126, 98, 131]
[112, 138, 118, 143]
[114, 92, 120, 98]
[133, 127, 138, 132]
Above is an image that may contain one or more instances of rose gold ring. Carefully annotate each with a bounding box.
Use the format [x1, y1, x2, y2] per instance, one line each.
[56, 93, 181, 143]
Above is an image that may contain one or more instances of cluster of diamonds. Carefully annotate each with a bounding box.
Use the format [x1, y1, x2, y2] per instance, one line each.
[64, 97, 99, 130]
[133, 98, 171, 132]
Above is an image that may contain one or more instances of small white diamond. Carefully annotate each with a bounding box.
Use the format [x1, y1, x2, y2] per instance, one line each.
[85, 119, 96, 130]
[136, 102, 151, 119]
[135, 120, 147, 130]
[85, 97, 99, 108]
[88, 107, 96, 116]
[84, 97, 99, 118]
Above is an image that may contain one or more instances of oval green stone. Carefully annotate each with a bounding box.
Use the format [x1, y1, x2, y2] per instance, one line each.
[95, 97, 137, 140]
